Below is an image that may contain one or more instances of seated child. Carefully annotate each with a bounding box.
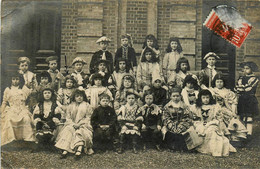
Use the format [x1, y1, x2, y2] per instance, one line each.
[91, 93, 117, 152]
[55, 89, 94, 159]
[190, 89, 236, 157]
[162, 87, 192, 151]
[85, 73, 113, 109]
[71, 57, 89, 89]
[90, 36, 113, 74]
[150, 75, 168, 108]
[181, 75, 199, 108]
[57, 75, 77, 116]
[117, 91, 142, 154]
[137, 90, 162, 151]
[33, 87, 62, 147]
[1, 71, 35, 146]
[17, 57, 37, 89]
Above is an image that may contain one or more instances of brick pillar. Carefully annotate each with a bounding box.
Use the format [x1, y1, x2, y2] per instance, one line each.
[60, 0, 78, 73]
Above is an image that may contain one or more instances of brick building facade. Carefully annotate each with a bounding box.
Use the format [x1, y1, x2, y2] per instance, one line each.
[1, 0, 260, 94]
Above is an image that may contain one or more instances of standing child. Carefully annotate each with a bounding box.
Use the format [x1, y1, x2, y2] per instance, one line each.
[181, 75, 199, 108]
[71, 57, 89, 89]
[33, 87, 62, 148]
[137, 90, 162, 151]
[85, 73, 113, 109]
[90, 36, 113, 74]
[110, 58, 132, 90]
[17, 57, 37, 89]
[199, 52, 221, 89]
[115, 34, 137, 73]
[141, 34, 160, 61]
[27, 71, 53, 113]
[162, 87, 192, 151]
[55, 89, 94, 159]
[46, 56, 64, 92]
[235, 62, 259, 138]
[94, 59, 113, 87]
[117, 91, 142, 154]
[162, 37, 183, 82]
[114, 74, 139, 110]
[136, 47, 163, 91]
[190, 89, 236, 157]
[1, 72, 35, 146]
[168, 57, 195, 88]
[91, 93, 117, 152]
[57, 75, 77, 117]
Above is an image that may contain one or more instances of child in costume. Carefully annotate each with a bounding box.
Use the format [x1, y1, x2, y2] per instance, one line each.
[149, 74, 168, 108]
[46, 56, 64, 92]
[27, 71, 53, 112]
[90, 36, 113, 74]
[141, 34, 160, 61]
[181, 75, 199, 108]
[136, 47, 163, 91]
[114, 74, 140, 110]
[110, 57, 132, 90]
[57, 75, 77, 119]
[1, 72, 35, 146]
[17, 56, 37, 89]
[93, 59, 113, 87]
[55, 89, 94, 159]
[162, 37, 183, 82]
[115, 34, 137, 73]
[117, 91, 142, 154]
[162, 87, 192, 151]
[198, 52, 221, 89]
[235, 62, 259, 138]
[85, 73, 113, 109]
[137, 90, 162, 151]
[91, 93, 118, 152]
[33, 87, 62, 147]
[168, 57, 197, 88]
[71, 57, 89, 89]
[190, 89, 236, 157]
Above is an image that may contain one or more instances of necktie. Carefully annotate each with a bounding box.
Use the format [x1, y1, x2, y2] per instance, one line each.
[209, 68, 212, 87]
[102, 51, 106, 60]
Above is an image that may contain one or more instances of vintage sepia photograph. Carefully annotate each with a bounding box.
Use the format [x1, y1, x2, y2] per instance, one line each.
[1, 0, 260, 168]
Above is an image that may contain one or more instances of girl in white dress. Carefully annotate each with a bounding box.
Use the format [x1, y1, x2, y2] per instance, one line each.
[55, 89, 94, 159]
[162, 37, 183, 82]
[85, 73, 113, 109]
[1, 72, 35, 146]
[190, 89, 236, 157]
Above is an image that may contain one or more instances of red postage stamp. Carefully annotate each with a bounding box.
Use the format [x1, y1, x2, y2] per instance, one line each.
[204, 6, 252, 48]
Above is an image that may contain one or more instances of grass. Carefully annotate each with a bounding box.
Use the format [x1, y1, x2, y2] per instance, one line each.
[1, 121, 260, 169]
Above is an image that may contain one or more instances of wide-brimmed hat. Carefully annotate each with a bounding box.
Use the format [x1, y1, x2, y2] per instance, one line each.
[203, 52, 220, 60]
[96, 36, 111, 44]
[240, 61, 259, 72]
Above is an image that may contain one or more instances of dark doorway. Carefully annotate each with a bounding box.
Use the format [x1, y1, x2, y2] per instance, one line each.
[1, 1, 61, 89]
[202, 0, 237, 89]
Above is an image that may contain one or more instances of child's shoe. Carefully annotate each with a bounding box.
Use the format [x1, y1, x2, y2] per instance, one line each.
[133, 145, 137, 154]
[156, 144, 162, 151]
[87, 148, 94, 155]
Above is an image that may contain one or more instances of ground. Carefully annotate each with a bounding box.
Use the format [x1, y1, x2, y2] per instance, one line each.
[1, 120, 260, 169]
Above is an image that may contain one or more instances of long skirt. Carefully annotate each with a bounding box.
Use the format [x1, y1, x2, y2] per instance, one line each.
[1, 107, 35, 146]
[55, 125, 93, 153]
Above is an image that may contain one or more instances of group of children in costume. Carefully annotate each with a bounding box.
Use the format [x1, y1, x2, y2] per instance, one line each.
[1, 34, 259, 159]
